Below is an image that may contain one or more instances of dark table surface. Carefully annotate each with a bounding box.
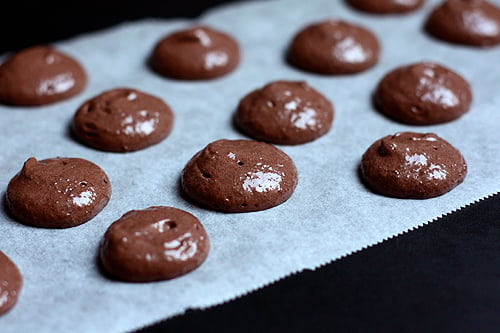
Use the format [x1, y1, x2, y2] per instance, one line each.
[2, 1, 499, 332]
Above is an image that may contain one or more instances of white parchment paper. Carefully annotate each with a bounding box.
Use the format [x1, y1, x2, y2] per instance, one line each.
[1, 0, 499, 332]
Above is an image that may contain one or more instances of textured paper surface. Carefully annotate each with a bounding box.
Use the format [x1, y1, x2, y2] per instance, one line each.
[1, 0, 499, 332]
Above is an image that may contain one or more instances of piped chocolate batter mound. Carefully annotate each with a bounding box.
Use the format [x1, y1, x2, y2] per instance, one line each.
[181, 139, 298, 212]
[100, 206, 210, 282]
[425, 0, 500, 47]
[6, 157, 111, 228]
[235, 80, 334, 145]
[73, 88, 174, 152]
[361, 132, 467, 199]
[375, 62, 472, 125]
[0, 252, 22, 316]
[288, 20, 380, 75]
[347, 0, 425, 14]
[0, 46, 86, 106]
[151, 26, 240, 80]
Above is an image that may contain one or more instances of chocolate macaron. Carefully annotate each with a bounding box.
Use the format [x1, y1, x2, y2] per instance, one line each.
[235, 80, 334, 145]
[151, 26, 240, 80]
[288, 20, 380, 75]
[425, 0, 500, 47]
[374, 62, 472, 125]
[73, 88, 174, 152]
[6, 157, 111, 228]
[181, 139, 298, 212]
[0, 45, 86, 106]
[346, 0, 425, 14]
[360, 132, 467, 199]
[0, 252, 22, 316]
[99, 206, 210, 282]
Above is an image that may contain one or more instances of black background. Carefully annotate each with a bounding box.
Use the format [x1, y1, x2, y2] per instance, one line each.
[138, 194, 500, 333]
[2, 1, 499, 332]
[0, 0, 246, 54]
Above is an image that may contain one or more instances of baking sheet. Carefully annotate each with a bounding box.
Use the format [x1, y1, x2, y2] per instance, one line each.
[1, 0, 499, 332]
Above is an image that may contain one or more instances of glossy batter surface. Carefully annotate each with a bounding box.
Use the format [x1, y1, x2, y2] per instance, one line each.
[6, 157, 111, 228]
[151, 26, 240, 80]
[361, 132, 467, 198]
[0, 252, 22, 316]
[375, 62, 472, 125]
[425, 0, 500, 47]
[288, 20, 380, 74]
[73, 88, 174, 152]
[181, 139, 298, 212]
[347, 0, 425, 14]
[235, 81, 334, 145]
[0, 46, 86, 106]
[100, 206, 210, 282]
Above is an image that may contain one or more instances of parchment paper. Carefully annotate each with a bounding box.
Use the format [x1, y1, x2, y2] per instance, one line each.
[1, 0, 499, 332]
